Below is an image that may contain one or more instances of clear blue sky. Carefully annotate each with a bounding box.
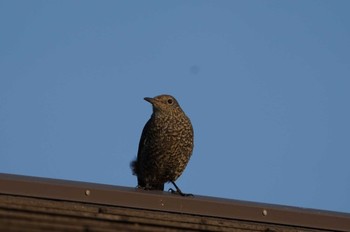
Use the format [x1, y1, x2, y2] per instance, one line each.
[1, 1, 350, 213]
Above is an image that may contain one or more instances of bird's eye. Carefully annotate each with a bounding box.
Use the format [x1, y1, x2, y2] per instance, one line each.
[167, 98, 173, 105]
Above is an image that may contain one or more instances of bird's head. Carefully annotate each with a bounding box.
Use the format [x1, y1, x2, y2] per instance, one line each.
[144, 94, 181, 114]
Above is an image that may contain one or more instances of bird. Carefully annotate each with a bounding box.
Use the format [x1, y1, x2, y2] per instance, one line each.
[131, 94, 194, 196]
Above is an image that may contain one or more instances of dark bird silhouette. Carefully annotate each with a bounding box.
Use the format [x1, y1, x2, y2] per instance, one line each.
[131, 94, 194, 196]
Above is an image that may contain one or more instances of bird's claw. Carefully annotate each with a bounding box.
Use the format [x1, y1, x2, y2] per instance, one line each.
[168, 188, 193, 197]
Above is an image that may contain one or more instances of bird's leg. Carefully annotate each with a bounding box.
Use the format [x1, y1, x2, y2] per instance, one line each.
[169, 181, 193, 197]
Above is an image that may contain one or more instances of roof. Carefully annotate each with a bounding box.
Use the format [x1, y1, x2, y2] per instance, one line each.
[1, 173, 349, 231]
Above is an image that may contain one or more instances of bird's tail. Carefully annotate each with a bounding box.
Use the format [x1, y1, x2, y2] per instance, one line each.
[130, 160, 138, 175]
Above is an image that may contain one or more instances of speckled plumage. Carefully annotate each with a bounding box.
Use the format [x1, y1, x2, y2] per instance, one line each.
[131, 94, 194, 193]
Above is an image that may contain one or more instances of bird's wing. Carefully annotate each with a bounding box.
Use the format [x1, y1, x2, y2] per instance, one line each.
[137, 118, 152, 161]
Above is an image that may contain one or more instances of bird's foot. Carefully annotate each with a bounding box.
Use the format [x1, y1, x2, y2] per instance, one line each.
[168, 181, 193, 197]
[168, 188, 193, 197]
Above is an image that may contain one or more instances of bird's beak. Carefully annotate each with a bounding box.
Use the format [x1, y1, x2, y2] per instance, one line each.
[144, 97, 155, 104]
[144, 97, 162, 111]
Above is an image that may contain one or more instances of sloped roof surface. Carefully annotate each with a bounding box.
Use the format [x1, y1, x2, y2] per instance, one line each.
[1, 173, 349, 231]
